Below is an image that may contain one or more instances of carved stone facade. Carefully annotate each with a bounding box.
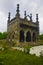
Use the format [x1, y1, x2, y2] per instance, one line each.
[7, 4, 39, 46]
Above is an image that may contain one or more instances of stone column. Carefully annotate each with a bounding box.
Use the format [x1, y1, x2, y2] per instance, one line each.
[24, 32, 26, 43]
[31, 32, 33, 42]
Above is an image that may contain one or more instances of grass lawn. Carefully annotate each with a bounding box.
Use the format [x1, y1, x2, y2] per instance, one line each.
[0, 40, 43, 65]
[0, 40, 7, 46]
[0, 47, 43, 65]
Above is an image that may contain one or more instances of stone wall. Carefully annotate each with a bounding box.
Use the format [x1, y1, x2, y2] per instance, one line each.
[7, 17, 39, 46]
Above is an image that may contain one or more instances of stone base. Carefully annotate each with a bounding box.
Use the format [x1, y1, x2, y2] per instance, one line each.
[15, 42, 39, 47]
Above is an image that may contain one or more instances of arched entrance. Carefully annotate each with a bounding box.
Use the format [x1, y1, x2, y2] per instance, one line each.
[32, 32, 36, 42]
[8, 33, 11, 42]
[12, 34, 14, 41]
[12, 32, 15, 41]
[20, 30, 24, 42]
[26, 31, 31, 42]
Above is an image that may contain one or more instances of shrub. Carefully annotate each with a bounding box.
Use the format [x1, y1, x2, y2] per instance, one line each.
[39, 34, 43, 40]
[0, 32, 7, 40]
[24, 48, 30, 54]
[40, 50, 43, 58]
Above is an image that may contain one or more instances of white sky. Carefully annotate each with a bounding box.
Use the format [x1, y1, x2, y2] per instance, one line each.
[0, 0, 43, 34]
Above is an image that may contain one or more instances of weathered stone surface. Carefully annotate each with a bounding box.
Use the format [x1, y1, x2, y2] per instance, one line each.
[7, 4, 39, 46]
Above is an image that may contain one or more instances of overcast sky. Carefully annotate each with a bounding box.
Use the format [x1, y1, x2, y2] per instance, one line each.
[0, 0, 43, 34]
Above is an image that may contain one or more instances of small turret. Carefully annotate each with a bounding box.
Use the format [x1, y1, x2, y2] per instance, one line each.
[16, 4, 20, 18]
[8, 12, 11, 23]
[36, 14, 39, 39]
[30, 13, 32, 21]
[24, 11, 27, 19]
[36, 14, 39, 22]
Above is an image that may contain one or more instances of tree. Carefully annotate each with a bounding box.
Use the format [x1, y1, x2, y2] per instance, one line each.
[0, 32, 3, 39]
[0, 32, 7, 39]
[39, 34, 43, 40]
[2, 32, 7, 39]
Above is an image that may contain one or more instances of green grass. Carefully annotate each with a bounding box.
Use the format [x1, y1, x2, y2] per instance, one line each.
[24, 46, 32, 49]
[0, 40, 43, 65]
[0, 40, 7, 46]
[37, 40, 43, 45]
[0, 47, 43, 65]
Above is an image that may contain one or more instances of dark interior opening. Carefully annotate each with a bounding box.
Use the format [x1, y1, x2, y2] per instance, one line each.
[20, 30, 24, 42]
[26, 31, 31, 42]
[32, 33, 36, 42]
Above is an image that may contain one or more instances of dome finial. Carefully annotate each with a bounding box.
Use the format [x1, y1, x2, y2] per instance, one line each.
[36, 14, 39, 22]
[16, 4, 20, 18]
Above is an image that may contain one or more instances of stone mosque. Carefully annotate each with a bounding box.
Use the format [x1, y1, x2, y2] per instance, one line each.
[7, 4, 39, 46]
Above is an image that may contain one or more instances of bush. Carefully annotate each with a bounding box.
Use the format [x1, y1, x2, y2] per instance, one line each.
[24, 48, 30, 54]
[0, 32, 7, 40]
[0, 32, 2, 40]
[39, 34, 43, 40]
[40, 50, 43, 58]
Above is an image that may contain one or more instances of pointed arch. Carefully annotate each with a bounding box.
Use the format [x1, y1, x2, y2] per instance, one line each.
[26, 31, 31, 42]
[12, 34, 14, 39]
[32, 32, 36, 42]
[12, 32, 15, 39]
[20, 30, 24, 42]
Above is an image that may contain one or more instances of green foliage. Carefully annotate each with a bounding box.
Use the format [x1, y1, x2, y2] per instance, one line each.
[0, 48, 43, 65]
[24, 46, 31, 54]
[0, 32, 2, 39]
[0, 40, 7, 47]
[24, 46, 32, 49]
[0, 57, 4, 65]
[40, 51, 43, 64]
[40, 51, 43, 58]
[24, 48, 30, 54]
[39, 34, 43, 40]
[0, 32, 7, 39]
[2, 32, 7, 39]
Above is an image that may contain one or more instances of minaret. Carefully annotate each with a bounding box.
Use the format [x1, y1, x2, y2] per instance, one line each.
[30, 13, 32, 21]
[24, 11, 26, 19]
[8, 12, 11, 24]
[36, 14, 39, 23]
[36, 14, 39, 40]
[16, 4, 20, 18]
